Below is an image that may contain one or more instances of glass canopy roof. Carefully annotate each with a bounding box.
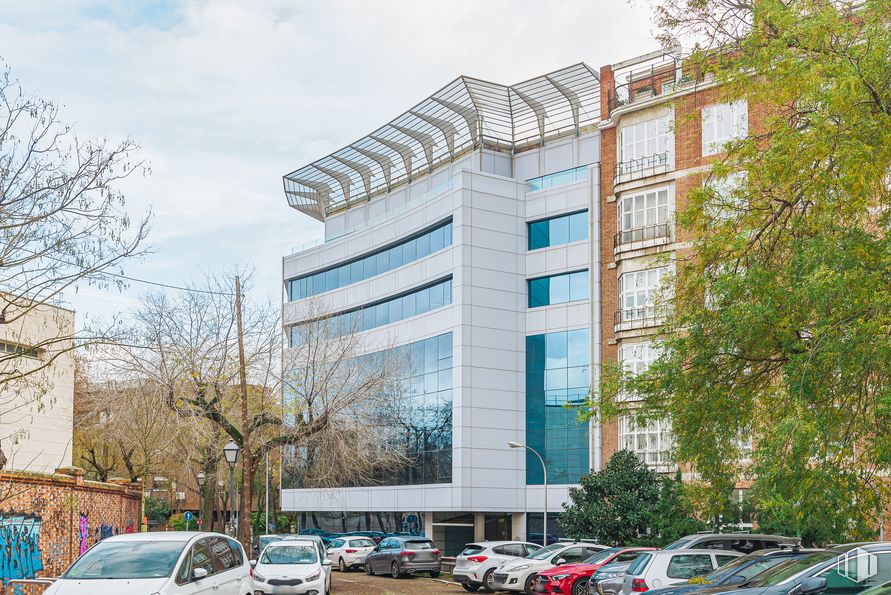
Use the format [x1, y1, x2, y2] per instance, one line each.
[283, 63, 600, 221]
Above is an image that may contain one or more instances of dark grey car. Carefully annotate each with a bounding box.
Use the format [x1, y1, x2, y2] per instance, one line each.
[364, 535, 442, 579]
[590, 560, 636, 595]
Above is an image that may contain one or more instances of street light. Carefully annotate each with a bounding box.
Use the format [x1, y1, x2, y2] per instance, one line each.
[509, 441, 548, 546]
[223, 441, 240, 537]
[196, 472, 206, 527]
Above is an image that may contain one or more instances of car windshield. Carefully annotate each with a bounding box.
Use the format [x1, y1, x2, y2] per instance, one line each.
[749, 552, 839, 587]
[261, 545, 318, 565]
[259, 536, 282, 550]
[584, 548, 622, 565]
[529, 543, 566, 560]
[704, 555, 792, 584]
[348, 539, 376, 548]
[663, 538, 695, 551]
[64, 540, 186, 579]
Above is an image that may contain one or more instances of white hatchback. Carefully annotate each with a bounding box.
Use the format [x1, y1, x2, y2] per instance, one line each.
[326, 535, 377, 572]
[453, 540, 543, 592]
[621, 549, 742, 595]
[251, 541, 331, 595]
[43, 531, 253, 595]
[493, 542, 609, 594]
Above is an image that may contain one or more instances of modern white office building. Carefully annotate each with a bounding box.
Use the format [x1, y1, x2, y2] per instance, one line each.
[280, 64, 602, 553]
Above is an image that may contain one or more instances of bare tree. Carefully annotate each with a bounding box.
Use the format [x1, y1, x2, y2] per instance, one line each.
[0, 59, 150, 465]
[106, 274, 409, 548]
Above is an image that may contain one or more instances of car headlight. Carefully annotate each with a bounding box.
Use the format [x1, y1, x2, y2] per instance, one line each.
[552, 574, 572, 581]
[305, 570, 321, 582]
[253, 572, 266, 583]
[510, 563, 533, 572]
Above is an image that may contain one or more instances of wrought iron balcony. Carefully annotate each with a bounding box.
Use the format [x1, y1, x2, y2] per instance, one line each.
[614, 222, 672, 250]
[614, 306, 665, 332]
[614, 151, 670, 184]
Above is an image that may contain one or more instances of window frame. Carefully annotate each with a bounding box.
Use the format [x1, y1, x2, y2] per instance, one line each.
[702, 101, 748, 156]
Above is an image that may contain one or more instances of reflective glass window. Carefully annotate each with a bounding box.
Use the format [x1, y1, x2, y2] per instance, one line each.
[528, 270, 588, 307]
[287, 219, 452, 301]
[527, 211, 588, 250]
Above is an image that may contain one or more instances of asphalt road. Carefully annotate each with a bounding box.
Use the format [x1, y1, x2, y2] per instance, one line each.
[332, 570, 468, 594]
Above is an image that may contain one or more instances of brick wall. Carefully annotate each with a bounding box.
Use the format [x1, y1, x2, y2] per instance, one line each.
[0, 466, 141, 586]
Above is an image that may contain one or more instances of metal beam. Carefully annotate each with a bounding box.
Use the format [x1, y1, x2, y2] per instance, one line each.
[391, 124, 437, 172]
[351, 146, 394, 189]
[410, 111, 458, 156]
[546, 75, 581, 133]
[332, 155, 374, 197]
[431, 96, 479, 141]
[370, 134, 417, 180]
[511, 87, 547, 142]
[312, 164, 353, 205]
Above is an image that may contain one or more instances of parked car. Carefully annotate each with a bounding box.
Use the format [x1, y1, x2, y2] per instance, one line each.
[493, 541, 609, 594]
[278, 535, 332, 586]
[662, 534, 798, 554]
[250, 539, 331, 595]
[535, 547, 657, 595]
[326, 535, 378, 571]
[589, 560, 636, 595]
[642, 548, 824, 595]
[44, 531, 252, 595]
[346, 530, 389, 544]
[621, 549, 743, 594]
[253, 534, 284, 558]
[696, 544, 891, 595]
[454, 540, 543, 592]
[364, 535, 442, 578]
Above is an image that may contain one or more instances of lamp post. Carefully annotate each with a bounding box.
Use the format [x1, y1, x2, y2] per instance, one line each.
[196, 472, 206, 528]
[223, 441, 240, 537]
[509, 441, 548, 546]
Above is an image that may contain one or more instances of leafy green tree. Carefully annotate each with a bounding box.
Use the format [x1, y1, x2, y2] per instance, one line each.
[169, 513, 198, 531]
[595, 0, 890, 543]
[144, 497, 172, 527]
[559, 450, 704, 545]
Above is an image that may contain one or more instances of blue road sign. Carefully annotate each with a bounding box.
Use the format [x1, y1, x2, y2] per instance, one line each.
[184, 511, 194, 522]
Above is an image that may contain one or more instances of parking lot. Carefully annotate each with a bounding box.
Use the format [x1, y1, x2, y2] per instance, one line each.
[332, 571, 466, 594]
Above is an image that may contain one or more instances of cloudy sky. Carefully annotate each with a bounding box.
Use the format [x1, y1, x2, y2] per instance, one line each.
[0, 0, 657, 327]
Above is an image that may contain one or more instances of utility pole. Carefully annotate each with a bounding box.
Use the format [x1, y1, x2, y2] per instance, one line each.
[235, 275, 252, 550]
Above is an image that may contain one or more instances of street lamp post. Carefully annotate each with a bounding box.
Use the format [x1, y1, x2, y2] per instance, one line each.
[196, 472, 206, 528]
[223, 441, 241, 537]
[509, 441, 548, 546]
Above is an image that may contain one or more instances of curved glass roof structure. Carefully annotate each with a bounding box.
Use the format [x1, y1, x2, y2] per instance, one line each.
[283, 63, 600, 221]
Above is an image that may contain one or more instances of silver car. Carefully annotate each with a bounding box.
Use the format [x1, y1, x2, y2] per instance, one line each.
[453, 540, 542, 592]
[590, 560, 636, 595]
[621, 549, 742, 595]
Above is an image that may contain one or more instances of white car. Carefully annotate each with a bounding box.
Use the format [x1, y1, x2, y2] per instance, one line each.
[621, 549, 742, 594]
[326, 535, 377, 571]
[43, 531, 253, 595]
[251, 540, 332, 595]
[453, 540, 542, 592]
[492, 541, 608, 594]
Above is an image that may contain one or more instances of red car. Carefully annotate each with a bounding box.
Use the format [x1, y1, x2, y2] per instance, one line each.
[534, 546, 657, 595]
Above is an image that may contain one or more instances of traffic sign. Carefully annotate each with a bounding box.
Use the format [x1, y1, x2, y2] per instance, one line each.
[184, 511, 194, 522]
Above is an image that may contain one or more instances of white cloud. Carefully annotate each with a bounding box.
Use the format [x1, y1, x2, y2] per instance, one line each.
[0, 0, 657, 325]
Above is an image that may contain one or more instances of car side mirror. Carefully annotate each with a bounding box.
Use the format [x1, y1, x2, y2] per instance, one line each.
[327, 548, 334, 554]
[322, 559, 333, 567]
[726, 575, 746, 586]
[555, 558, 567, 566]
[795, 577, 827, 595]
[248, 560, 257, 568]
[192, 567, 209, 580]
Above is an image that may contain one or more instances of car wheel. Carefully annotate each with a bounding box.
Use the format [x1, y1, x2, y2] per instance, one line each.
[391, 561, 402, 579]
[482, 569, 497, 593]
[338, 557, 346, 572]
[365, 560, 374, 575]
[462, 583, 480, 592]
[524, 575, 537, 595]
[573, 578, 590, 595]
[430, 571, 441, 578]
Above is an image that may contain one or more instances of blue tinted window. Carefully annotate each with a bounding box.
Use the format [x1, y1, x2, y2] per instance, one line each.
[289, 278, 453, 346]
[527, 211, 588, 250]
[527, 270, 588, 307]
[526, 165, 588, 192]
[287, 219, 452, 301]
[526, 329, 590, 485]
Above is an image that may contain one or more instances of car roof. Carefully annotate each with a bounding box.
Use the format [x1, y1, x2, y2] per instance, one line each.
[336, 535, 379, 540]
[689, 534, 798, 541]
[466, 540, 535, 546]
[653, 548, 744, 556]
[100, 531, 224, 543]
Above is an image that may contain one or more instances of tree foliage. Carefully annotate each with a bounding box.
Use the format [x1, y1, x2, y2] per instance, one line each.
[559, 450, 704, 546]
[595, 0, 891, 543]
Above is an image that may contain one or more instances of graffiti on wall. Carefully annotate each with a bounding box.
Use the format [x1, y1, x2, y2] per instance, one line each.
[0, 513, 43, 584]
[77, 514, 134, 554]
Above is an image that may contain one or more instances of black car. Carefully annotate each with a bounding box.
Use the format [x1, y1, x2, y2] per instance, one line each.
[662, 534, 799, 555]
[694, 543, 891, 595]
[364, 535, 442, 579]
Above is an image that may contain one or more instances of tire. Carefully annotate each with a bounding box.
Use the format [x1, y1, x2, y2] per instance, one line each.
[391, 561, 402, 579]
[338, 557, 346, 572]
[365, 560, 374, 575]
[524, 575, 537, 595]
[430, 571, 441, 578]
[462, 584, 480, 592]
[482, 568, 497, 593]
[573, 578, 590, 595]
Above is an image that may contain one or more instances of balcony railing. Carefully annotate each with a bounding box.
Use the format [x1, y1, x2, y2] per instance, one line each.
[527, 165, 588, 192]
[614, 306, 665, 332]
[607, 57, 689, 114]
[614, 222, 672, 250]
[615, 151, 670, 183]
